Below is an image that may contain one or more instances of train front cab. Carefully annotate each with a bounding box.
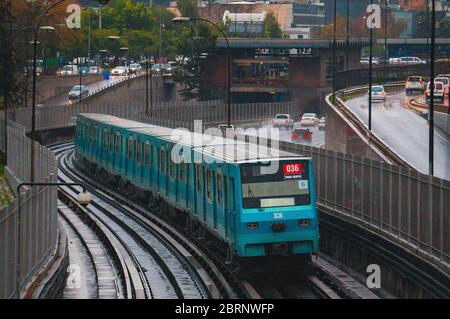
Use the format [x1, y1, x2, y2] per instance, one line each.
[233, 158, 319, 263]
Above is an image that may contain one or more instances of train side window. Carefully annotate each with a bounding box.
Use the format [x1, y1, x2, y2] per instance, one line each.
[144, 143, 150, 165]
[216, 172, 223, 204]
[224, 177, 229, 209]
[169, 148, 174, 178]
[109, 129, 113, 152]
[93, 126, 98, 143]
[151, 145, 154, 167]
[136, 139, 141, 163]
[179, 161, 185, 182]
[127, 137, 133, 159]
[206, 169, 212, 200]
[115, 132, 121, 154]
[160, 149, 165, 172]
[102, 129, 107, 148]
[196, 164, 202, 192]
[230, 177, 235, 210]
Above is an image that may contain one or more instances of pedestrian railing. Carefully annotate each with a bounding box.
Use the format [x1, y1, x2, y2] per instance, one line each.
[0, 115, 58, 299]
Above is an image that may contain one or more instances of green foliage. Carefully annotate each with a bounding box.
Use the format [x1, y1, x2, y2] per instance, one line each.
[176, 0, 197, 18]
[263, 12, 282, 38]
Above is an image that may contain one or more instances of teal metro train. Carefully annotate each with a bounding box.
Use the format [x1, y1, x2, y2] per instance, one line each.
[75, 113, 319, 266]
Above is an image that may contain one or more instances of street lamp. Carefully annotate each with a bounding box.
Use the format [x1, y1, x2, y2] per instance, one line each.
[429, 0, 436, 176]
[30, 0, 112, 182]
[173, 16, 232, 127]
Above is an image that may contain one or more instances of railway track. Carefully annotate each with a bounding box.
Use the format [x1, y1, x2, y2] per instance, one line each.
[52, 142, 378, 300]
[51, 142, 249, 299]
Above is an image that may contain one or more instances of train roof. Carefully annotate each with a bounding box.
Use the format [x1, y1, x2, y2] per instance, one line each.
[78, 113, 309, 163]
[78, 113, 154, 129]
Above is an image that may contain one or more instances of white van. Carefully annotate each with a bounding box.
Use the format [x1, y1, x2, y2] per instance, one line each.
[60, 64, 79, 75]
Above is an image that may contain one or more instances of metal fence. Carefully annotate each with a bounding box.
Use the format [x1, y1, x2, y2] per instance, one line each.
[335, 64, 450, 91]
[11, 98, 313, 132]
[0, 116, 58, 299]
[271, 139, 450, 272]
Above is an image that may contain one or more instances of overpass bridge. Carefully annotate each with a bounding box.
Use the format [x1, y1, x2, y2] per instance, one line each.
[0, 64, 449, 299]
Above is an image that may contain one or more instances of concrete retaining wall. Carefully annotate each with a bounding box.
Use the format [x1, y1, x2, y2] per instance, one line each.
[434, 111, 450, 136]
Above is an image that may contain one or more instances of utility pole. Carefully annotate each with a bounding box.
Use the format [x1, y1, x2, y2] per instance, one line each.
[346, 0, 350, 70]
[368, 0, 373, 131]
[429, 0, 435, 176]
[332, 0, 337, 101]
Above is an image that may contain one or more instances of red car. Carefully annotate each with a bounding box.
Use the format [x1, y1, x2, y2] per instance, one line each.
[291, 127, 313, 140]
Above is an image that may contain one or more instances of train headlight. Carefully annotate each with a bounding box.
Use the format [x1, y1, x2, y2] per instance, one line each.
[298, 219, 310, 227]
[247, 222, 259, 230]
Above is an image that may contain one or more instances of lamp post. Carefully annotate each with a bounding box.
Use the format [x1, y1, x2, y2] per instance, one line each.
[16, 182, 91, 298]
[332, 0, 337, 102]
[368, 0, 373, 131]
[199, 52, 225, 101]
[30, 0, 111, 182]
[173, 16, 232, 127]
[429, 0, 436, 176]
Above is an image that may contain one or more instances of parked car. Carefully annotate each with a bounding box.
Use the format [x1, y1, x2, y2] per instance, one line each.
[435, 76, 450, 95]
[272, 114, 294, 129]
[68, 85, 89, 100]
[60, 64, 78, 75]
[111, 66, 127, 76]
[88, 66, 101, 75]
[426, 81, 445, 102]
[129, 63, 142, 75]
[368, 85, 386, 100]
[300, 113, 320, 126]
[405, 76, 426, 94]
[318, 117, 326, 131]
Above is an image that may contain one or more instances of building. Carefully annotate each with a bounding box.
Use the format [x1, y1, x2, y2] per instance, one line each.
[223, 10, 266, 36]
[292, 1, 325, 28]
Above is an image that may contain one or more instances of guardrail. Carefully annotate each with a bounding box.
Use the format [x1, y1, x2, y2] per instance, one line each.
[328, 82, 413, 168]
[0, 116, 58, 299]
[235, 133, 450, 276]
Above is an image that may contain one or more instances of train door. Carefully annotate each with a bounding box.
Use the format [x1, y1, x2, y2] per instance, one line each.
[205, 168, 215, 229]
[108, 129, 114, 173]
[114, 132, 121, 176]
[228, 177, 236, 242]
[195, 163, 202, 219]
[143, 141, 150, 187]
[215, 171, 224, 235]
[125, 136, 133, 179]
[224, 177, 230, 239]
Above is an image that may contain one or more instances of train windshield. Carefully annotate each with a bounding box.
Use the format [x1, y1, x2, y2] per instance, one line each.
[240, 161, 311, 209]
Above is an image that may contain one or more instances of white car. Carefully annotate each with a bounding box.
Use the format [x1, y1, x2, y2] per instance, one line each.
[398, 57, 426, 65]
[426, 81, 445, 102]
[405, 76, 426, 94]
[129, 63, 142, 75]
[60, 64, 78, 75]
[272, 114, 294, 129]
[111, 66, 127, 76]
[68, 85, 89, 100]
[435, 77, 450, 95]
[300, 113, 320, 126]
[368, 85, 386, 100]
[318, 117, 326, 131]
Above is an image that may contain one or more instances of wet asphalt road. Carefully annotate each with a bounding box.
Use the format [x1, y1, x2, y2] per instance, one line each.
[43, 75, 128, 106]
[346, 91, 450, 180]
[238, 119, 325, 149]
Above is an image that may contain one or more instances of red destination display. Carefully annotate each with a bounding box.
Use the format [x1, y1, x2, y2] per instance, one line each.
[282, 163, 302, 175]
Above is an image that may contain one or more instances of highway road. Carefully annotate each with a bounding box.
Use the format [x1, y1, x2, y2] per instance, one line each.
[238, 119, 325, 148]
[42, 75, 127, 106]
[346, 91, 450, 180]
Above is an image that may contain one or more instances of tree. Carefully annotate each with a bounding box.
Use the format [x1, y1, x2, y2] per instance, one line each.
[263, 12, 282, 38]
[0, 1, 20, 111]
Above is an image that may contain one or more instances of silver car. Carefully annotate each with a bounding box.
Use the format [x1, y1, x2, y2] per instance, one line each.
[68, 85, 89, 100]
